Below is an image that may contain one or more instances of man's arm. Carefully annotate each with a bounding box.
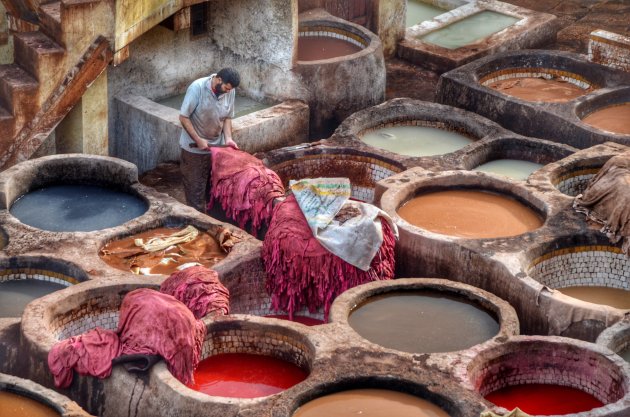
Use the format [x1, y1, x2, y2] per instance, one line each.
[223, 118, 239, 149]
[180, 115, 210, 150]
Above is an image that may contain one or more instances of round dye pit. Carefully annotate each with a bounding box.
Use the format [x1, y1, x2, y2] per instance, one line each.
[0, 390, 61, 417]
[264, 315, 325, 326]
[181, 318, 313, 399]
[360, 124, 475, 157]
[551, 163, 602, 196]
[528, 243, 630, 309]
[297, 36, 362, 61]
[480, 69, 594, 103]
[265, 146, 402, 203]
[188, 352, 307, 398]
[292, 388, 451, 417]
[473, 159, 543, 180]
[597, 319, 630, 364]
[0, 258, 87, 318]
[581, 102, 630, 136]
[99, 226, 227, 275]
[467, 337, 629, 416]
[10, 184, 148, 232]
[331, 279, 518, 354]
[348, 290, 499, 353]
[397, 189, 543, 239]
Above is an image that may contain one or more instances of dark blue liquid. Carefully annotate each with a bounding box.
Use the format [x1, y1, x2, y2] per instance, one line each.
[10, 185, 148, 231]
[0, 279, 68, 317]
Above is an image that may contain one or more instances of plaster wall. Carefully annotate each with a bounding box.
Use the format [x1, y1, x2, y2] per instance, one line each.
[209, 0, 296, 71]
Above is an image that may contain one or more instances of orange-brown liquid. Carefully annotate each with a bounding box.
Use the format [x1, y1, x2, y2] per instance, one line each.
[293, 389, 451, 417]
[297, 36, 362, 61]
[99, 227, 227, 275]
[558, 286, 630, 309]
[487, 77, 589, 102]
[581, 103, 630, 135]
[397, 190, 543, 238]
[0, 391, 60, 417]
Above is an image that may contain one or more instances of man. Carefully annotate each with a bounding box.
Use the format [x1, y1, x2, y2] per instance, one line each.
[179, 67, 241, 212]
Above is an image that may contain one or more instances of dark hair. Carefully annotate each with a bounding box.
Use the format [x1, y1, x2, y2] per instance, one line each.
[217, 67, 240, 88]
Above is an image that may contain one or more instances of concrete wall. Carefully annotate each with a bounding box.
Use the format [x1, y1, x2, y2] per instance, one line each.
[113, 94, 309, 173]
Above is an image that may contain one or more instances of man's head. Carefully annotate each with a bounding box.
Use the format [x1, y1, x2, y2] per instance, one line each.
[214, 67, 241, 95]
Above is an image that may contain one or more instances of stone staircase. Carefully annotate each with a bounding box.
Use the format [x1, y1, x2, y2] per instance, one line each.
[0, 0, 112, 170]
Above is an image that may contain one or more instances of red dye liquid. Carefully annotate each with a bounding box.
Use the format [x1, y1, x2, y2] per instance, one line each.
[264, 314, 325, 326]
[188, 353, 307, 398]
[485, 384, 604, 415]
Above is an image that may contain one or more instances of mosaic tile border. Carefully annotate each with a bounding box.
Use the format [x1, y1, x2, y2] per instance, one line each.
[0, 269, 78, 286]
[200, 328, 312, 370]
[529, 246, 628, 290]
[299, 27, 368, 48]
[479, 68, 595, 90]
[55, 311, 120, 341]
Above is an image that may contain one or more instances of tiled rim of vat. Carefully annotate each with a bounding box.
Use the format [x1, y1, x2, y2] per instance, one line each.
[398, 1, 557, 73]
[524, 233, 629, 312]
[378, 169, 549, 243]
[458, 136, 577, 174]
[596, 318, 630, 359]
[575, 86, 630, 139]
[296, 10, 381, 65]
[462, 335, 630, 417]
[262, 144, 405, 204]
[0, 255, 89, 288]
[152, 314, 318, 404]
[328, 278, 519, 355]
[95, 214, 255, 277]
[528, 141, 629, 197]
[0, 373, 93, 416]
[282, 374, 483, 417]
[20, 277, 162, 358]
[331, 98, 504, 164]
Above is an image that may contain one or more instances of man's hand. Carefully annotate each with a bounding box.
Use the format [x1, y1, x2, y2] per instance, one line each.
[195, 138, 211, 151]
[226, 138, 239, 149]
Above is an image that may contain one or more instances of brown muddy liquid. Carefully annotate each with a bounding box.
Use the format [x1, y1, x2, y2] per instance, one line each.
[557, 286, 630, 309]
[348, 291, 499, 353]
[297, 36, 362, 61]
[397, 190, 543, 238]
[293, 388, 451, 417]
[487, 77, 589, 102]
[581, 103, 630, 135]
[99, 227, 227, 275]
[0, 391, 60, 417]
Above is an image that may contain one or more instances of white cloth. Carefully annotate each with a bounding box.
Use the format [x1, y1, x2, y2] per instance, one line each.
[290, 178, 398, 271]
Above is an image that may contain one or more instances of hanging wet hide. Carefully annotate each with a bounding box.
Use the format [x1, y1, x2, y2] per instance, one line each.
[262, 195, 396, 319]
[208, 147, 285, 234]
[574, 150, 630, 254]
[160, 265, 230, 319]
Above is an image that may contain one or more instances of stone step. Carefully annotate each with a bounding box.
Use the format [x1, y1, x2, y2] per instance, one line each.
[0, 105, 15, 139]
[38, 2, 62, 45]
[0, 64, 38, 115]
[13, 31, 64, 95]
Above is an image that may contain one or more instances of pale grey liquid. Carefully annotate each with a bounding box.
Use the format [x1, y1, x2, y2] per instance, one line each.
[349, 291, 499, 353]
[473, 159, 543, 180]
[0, 279, 67, 317]
[10, 185, 148, 231]
[158, 94, 272, 118]
[420, 11, 519, 49]
[361, 126, 474, 156]
[620, 349, 630, 363]
[407, 0, 447, 27]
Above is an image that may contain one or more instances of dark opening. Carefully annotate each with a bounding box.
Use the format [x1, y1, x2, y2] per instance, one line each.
[191, 2, 208, 36]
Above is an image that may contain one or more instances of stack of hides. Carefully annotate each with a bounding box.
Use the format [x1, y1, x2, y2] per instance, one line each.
[208, 147, 285, 234]
[262, 178, 397, 319]
[48, 266, 229, 387]
[574, 150, 630, 254]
